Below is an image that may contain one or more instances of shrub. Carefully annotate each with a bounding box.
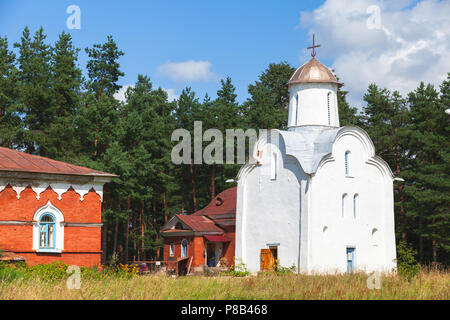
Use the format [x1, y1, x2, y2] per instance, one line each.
[275, 265, 296, 275]
[396, 240, 420, 280]
[221, 258, 250, 277]
[28, 261, 69, 282]
[0, 267, 27, 283]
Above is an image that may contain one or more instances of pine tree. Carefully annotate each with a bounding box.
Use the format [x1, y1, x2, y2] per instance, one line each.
[403, 81, 450, 264]
[336, 79, 359, 126]
[360, 84, 410, 242]
[14, 26, 53, 154]
[85, 35, 124, 100]
[0, 36, 21, 148]
[45, 31, 82, 160]
[244, 62, 295, 130]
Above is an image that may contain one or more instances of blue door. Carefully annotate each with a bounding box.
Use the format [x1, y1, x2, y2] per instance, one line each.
[346, 248, 355, 273]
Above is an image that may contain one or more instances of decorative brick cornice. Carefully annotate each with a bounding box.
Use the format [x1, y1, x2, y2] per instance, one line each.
[0, 179, 106, 202]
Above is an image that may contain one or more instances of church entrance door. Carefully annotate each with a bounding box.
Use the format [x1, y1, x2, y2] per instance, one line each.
[260, 247, 277, 271]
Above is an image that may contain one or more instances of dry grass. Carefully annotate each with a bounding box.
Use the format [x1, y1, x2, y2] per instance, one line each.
[0, 269, 448, 300]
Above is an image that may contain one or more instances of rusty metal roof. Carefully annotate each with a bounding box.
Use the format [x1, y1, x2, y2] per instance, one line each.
[288, 58, 342, 87]
[0, 147, 116, 178]
[176, 215, 224, 233]
[193, 187, 237, 217]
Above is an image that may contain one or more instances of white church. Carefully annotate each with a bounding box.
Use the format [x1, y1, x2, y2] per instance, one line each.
[235, 42, 397, 274]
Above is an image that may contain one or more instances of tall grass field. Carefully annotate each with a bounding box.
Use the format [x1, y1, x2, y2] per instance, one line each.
[0, 264, 448, 300]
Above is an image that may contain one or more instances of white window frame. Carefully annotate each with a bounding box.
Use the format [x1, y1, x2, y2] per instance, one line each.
[169, 244, 175, 257]
[33, 201, 65, 253]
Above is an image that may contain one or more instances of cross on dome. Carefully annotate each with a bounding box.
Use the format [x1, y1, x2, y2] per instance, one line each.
[307, 33, 321, 58]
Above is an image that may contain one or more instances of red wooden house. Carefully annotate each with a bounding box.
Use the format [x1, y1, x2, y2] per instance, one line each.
[0, 147, 115, 266]
[161, 187, 236, 273]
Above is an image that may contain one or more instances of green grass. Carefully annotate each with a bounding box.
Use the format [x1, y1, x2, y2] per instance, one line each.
[0, 269, 448, 300]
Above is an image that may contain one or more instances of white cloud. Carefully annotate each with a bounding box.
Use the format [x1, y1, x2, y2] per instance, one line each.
[299, 0, 450, 109]
[157, 60, 218, 82]
[162, 88, 179, 102]
[114, 84, 178, 102]
[114, 84, 134, 102]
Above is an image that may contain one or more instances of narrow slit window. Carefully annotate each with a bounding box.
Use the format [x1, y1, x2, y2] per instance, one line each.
[345, 151, 351, 176]
[295, 93, 300, 125]
[327, 92, 331, 125]
[353, 194, 358, 218]
[342, 194, 348, 218]
[271, 153, 278, 180]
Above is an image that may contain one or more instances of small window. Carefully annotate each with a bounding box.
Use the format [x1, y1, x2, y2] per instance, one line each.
[342, 194, 348, 218]
[170, 244, 175, 256]
[296, 93, 300, 124]
[181, 239, 188, 258]
[345, 151, 351, 176]
[353, 194, 358, 219]
[39, 214, 55, 249]
[327, 92, 332, 125]
[372, 228, 379, 246]
[270, 153, 278, 180]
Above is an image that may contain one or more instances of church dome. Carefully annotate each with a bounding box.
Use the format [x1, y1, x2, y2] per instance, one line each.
[288, 58, 342, 88]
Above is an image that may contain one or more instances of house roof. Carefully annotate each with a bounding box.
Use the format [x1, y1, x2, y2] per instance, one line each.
[193, 187, 237, 217]
[288, 57, 342, 87]
[176, 214, 224, 233]
[0, 147, 116, 178]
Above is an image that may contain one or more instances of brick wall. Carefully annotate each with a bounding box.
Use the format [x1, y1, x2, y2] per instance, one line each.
[0, 185, 102, 267]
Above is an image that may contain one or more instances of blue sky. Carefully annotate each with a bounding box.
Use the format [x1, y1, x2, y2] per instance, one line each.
[0, 0, 325, 103]
[1, 0, 449, 108]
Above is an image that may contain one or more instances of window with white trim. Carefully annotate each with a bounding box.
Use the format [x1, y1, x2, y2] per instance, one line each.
[170, 244, 175, 256]
[33, 201, 64, 253]
[39, 214, 56, 249]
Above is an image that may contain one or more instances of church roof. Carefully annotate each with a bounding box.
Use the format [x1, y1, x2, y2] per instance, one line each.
[288, 58, 342, 87]
[0, 147, 116, 178]
[278, 126, 341, 174]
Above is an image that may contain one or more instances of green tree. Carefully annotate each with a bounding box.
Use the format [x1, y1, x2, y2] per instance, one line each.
[45, 31, 82, 161]
[0, 36, 21, 148]
[14, 26, 53, 154]
[403, 81, 450, 264]
[243, 62, 295, 130]
[85, 35, 124, 100]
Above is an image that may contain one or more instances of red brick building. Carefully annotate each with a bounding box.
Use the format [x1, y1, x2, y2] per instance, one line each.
[161, 187, 236, 272]
[0, 147, 115, 266]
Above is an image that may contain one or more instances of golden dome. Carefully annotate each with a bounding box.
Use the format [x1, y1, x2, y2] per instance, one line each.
[288, 58, 342, 87]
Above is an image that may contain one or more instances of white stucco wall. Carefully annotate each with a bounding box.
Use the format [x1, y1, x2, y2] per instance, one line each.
[310, 130, 397, 273]
[288, 83, 339, 128]
[235, 126, 397, 274]
[235, 137, 308, 273]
